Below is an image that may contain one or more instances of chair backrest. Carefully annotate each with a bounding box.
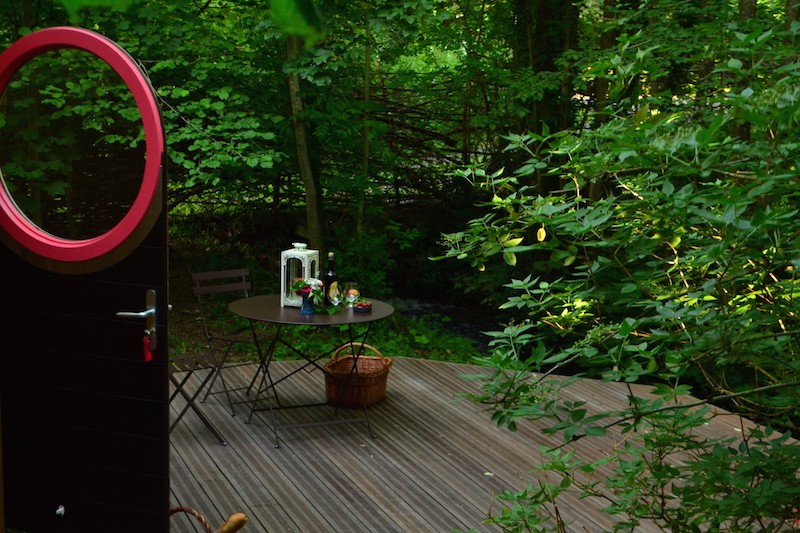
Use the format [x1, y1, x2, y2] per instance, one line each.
[192, 268, 253, 298]
[191, 269, 254, 339]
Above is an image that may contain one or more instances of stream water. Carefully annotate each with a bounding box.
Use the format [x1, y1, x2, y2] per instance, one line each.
[388, 298, 503, 354]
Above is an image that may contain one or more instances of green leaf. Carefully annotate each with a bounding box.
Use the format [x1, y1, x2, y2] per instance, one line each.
[270, 0, 325, 45]
[620, 284, 638, 294]
[42, 181, 69, 195]
[570, 409, 587, 422]
[57, 0, 134, 17]
[727, 58, 744, 70]
[584, 426, 606, 437]
[619, 317, 636, 337]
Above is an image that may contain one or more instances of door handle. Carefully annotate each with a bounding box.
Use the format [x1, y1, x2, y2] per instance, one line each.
[117, 289, 158, 350]
[116, 309, 155, 319]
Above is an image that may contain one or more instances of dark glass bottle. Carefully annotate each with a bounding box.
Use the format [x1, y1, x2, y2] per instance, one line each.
[323, 251, 339, 306]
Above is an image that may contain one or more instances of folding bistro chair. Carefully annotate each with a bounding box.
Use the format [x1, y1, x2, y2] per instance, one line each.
[169, 352, 227, 445]
[192, 269, 274, 416]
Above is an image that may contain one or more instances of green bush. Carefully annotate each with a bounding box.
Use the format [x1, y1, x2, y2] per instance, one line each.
[443, 20, 800, 533]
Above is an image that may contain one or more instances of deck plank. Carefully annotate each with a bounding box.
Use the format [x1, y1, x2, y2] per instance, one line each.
[169, 357, 745, 533]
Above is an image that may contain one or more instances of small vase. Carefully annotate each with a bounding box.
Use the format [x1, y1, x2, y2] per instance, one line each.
[299, 294, 316, 315]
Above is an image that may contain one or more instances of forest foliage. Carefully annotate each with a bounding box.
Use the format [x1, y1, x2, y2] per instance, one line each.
[2, 0, 800, 531]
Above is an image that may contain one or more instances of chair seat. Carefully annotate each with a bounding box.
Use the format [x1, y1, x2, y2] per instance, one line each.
[171, 351, 223, 372]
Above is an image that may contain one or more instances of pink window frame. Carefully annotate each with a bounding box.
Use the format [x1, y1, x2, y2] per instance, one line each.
[0, 27, 163, 263]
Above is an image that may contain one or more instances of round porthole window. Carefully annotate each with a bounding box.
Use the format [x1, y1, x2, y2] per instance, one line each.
[0, 27, 163, 273]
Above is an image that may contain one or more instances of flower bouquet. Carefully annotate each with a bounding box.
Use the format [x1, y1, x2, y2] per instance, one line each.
[290, 278, 324, 307]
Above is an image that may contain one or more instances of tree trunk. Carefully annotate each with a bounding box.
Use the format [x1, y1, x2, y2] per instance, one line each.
[462, 77, 471, 165]
[733, 0, 756, 142]
[21, 0, 31, 27]
[786, 0, 799, 30]
[457, 0, 489, 166]
[286, 35, 324, 251]
[695, 0, 717, 105]
[356, 15, 371, 266]
[587, 0, 618, 201]
[508, 0, 576, 195]
[738, 0, 756, 20]
[559, 0, 577, 133]
[593, 0, 615, 124]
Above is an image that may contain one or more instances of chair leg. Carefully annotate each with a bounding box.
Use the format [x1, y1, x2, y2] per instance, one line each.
[170, 372, 227, 446]
[201, 344, 238, 417]
[217, 368, 237, 417]
[170, 372, 193, 404]
[201, 368, 218, 403]
[200, 346, 227, 403]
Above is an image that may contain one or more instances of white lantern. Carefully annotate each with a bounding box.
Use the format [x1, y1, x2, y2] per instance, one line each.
[280, 242, 320, 307]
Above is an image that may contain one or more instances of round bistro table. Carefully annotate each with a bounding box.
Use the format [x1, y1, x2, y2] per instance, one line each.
[229, 293, 394, 326]
[228, 294, 394, 447]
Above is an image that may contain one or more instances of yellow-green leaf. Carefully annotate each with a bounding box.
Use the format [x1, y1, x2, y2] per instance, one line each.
[503, 252, 517, 266]
[634, 103, 650, 124]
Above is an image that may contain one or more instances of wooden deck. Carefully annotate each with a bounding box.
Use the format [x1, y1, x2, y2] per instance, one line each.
[169, 357, 749, 533]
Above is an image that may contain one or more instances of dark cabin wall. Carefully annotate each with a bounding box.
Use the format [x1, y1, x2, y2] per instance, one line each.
[0, 207, 170, 533]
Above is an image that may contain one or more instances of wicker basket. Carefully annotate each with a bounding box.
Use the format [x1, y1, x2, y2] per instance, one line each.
[324, 343, 392, 409]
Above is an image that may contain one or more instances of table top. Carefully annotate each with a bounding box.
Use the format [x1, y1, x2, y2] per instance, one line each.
[228, 294, 394, 326]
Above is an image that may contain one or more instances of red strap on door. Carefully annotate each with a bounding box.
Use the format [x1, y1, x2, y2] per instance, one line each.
[143, 335, 153, 362]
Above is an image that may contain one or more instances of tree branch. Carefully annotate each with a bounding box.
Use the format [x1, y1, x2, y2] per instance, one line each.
[603, 379, 800, 431]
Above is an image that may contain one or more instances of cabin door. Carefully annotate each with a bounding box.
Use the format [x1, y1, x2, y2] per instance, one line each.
[0, 28, 169, 533]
